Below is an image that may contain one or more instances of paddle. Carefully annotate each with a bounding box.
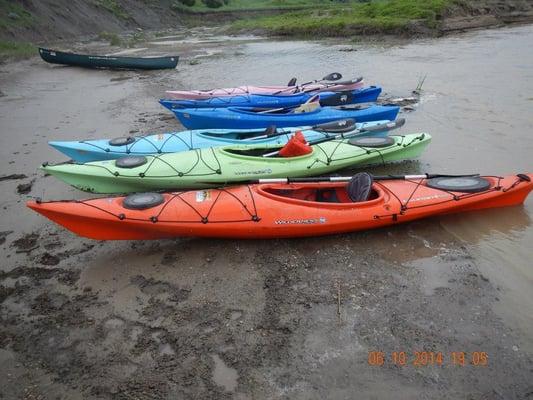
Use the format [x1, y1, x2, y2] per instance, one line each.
[250, 173, 481, 184]
[261, 118, 405, 157]
[241, 118, 359, 141]
[300, 77, 364, 95]
[273, 72, 343, 95]
[299, 72, 342, 87]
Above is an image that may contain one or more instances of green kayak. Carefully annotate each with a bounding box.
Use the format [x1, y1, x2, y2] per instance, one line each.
[42, 133, 430, 193]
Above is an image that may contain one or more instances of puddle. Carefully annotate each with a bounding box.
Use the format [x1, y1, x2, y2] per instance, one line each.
[211, 354, 238, 392]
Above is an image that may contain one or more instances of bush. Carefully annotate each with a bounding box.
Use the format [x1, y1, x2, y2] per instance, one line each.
[98, 31, 122, 46]
[202, 0, 224, 8]
[178, 0, 195, 6]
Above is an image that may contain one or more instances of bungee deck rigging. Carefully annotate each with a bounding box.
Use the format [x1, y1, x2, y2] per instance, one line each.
[27, 173, 533, 240]
[42, 133, 430, 193]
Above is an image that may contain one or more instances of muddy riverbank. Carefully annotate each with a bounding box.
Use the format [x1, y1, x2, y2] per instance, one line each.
[1, 25, 533, 399]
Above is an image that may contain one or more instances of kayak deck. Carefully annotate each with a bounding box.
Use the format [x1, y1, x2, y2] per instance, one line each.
[27, 174, 533, 240]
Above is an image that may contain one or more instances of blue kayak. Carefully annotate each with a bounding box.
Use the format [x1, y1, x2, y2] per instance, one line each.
[48, 119, 393, 163]
[171, 104, 400, 130]
[159, 86, 382, 110]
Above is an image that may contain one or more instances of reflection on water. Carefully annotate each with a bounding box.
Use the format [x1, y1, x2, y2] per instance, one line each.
[441, 204, 533, 351]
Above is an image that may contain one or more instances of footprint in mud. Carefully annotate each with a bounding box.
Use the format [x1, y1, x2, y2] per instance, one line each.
[131, 275, 191, 303]
[161, 250, 181, 266]
[11, 232, 39, 253]
[39, 252, 60, 266]
[17, 179, 35, 194]
[31, 292, 69, 314]
[0, 231, 13, 245]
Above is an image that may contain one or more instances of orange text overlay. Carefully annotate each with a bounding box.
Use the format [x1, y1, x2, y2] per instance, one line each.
[367, 351, 488, 367]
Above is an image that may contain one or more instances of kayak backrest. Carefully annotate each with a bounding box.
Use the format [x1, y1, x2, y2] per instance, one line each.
[293, 100, 320, 114]
[347, 173, 373, 202]
[264, 125, 278, 137]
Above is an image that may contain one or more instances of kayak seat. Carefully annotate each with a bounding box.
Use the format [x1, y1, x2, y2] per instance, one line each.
[316, 189, 340, 203]
[347, 173, 373, 202]
[264, 186, 374, 204]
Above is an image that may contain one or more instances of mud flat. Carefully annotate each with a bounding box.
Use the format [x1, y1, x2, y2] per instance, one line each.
[1, 26, 533, 399]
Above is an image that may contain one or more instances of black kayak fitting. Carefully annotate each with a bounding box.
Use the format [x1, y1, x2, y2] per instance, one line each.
[348, 136, 395, 148]
[264, 125, 278, 137]
[314, 119, 356, 134]
[287, 77, 297, 86]
[109, 136, 136, 146]
[426, 177, 491, 193]
[347, 172, 373, 202]
[123, 193, 165, 210]
[115, 155, 148, 168]
[319, 91, 354, 107]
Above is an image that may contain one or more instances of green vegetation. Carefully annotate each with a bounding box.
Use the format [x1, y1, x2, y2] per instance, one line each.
[97, 30, 147, 47]
[0, 40, 35, 59]
[95, 0, 129, 20]
[171, 0, 328, 12]
[98, 31, 122, 46]
[230, 0, 462, 36]
[0, 0, 35, 30]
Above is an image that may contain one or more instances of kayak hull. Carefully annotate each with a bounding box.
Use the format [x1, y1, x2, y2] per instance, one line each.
[42, 133, 431, 193]
[27, 174, 533, 240]
[172, 105, 400, 130]
[48, 120, 391, 163]
[160, 87, 382, 109]
[39, 48, 179, 70]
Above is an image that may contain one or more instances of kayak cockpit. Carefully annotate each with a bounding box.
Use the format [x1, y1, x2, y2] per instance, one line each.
[221, 146, 313, 158]
[198, 126, 277, 140]
[258, 182, 384, 206]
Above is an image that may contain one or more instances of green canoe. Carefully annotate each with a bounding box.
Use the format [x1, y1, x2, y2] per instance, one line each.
[39, 48, 179, 70]
[42, 133, 430, 193]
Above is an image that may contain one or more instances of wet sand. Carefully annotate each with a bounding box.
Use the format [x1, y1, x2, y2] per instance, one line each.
[1, 25, 532, 399]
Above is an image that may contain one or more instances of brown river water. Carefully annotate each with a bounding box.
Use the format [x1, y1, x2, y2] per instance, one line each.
[0, 24, 532, 399]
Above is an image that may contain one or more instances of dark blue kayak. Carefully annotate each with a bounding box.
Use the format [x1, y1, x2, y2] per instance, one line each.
[172, 104, 400, 130]
[160, 86, 381, 110]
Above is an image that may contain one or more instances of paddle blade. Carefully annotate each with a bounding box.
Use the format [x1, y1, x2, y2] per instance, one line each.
[313, 119, 357, 133]
[335, 77, 363, 86]
[287, 77, 297, 86]
[361, 118, 406, 133]
[323, 72, 342, 81]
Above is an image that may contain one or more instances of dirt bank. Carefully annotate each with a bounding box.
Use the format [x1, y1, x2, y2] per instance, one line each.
[2, 0, 533, 45]
[1, 0, 183, 42]
[440, 0, 533, 34]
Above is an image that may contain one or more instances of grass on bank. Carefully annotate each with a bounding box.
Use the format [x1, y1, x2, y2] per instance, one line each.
[95, 0, 130, 20]
[171, 0, 328, 13]
[231, 0, 462, 36]
[0, 40, 35, 60]
[0, 0, 35, 30]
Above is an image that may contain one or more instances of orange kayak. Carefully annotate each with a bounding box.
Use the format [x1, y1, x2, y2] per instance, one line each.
[27, 173, 532, 240]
